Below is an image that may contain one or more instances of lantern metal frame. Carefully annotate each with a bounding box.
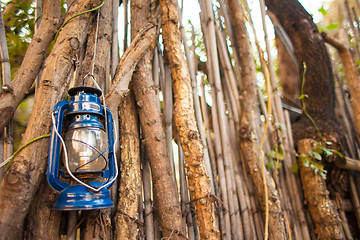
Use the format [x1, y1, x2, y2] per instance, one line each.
[47, 85, 118, 211]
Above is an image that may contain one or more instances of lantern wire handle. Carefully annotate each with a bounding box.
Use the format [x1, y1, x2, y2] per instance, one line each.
[51, 112, 118, 192]
[81, 73, 108, 133]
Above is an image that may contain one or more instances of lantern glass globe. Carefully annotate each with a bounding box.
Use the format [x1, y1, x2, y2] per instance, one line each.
[64, 126, 108, 175]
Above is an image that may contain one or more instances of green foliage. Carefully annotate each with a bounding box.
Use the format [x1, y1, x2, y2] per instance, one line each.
[325, 23, 339, 30]
[318, 6, 327, 16]
[292, 142, 343, 179]
[298, 153, 327, 179]
[266, 145, 284, 172]
[1, 0, 35, 78]
[274, 122, 286, 132]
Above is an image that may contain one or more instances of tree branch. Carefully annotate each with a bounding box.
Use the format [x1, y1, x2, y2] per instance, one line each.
[0, 0, 63, 132]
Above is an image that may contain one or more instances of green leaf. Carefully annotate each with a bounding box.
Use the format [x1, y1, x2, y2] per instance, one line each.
[299, 153, 308, 160]
[303, 159, 310, 167]
[331, 149, 343, 158]
[319, 170, 327, 179]
[321, 148, 333, 156]
[308, 150, 314, 157]
[291, 163, 299, 173]
[265, 161, 274, 170]
[267, 150, 276, 159]
[311, 161, 324, 170]
[275, 123, 286, 132]
[298, 94, 309, 100]
[277, 151, 285, 160]
[313, 151, 322, 161]
[319, 6, 327, 16]
[275, 162, 282, 169]
[326, 23, 339, 30]
[314, 148, 323, 154]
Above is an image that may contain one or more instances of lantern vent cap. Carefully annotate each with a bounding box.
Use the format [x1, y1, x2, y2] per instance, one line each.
[68, 86, 102, 97]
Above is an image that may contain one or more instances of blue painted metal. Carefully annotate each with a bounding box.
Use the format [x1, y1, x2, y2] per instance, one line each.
[53, 184, 113, 210]
[47, 100, 70, 192]
[47, 87, 117, 210]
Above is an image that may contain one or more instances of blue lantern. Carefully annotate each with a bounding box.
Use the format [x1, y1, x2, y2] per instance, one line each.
[47, 84, 118, 210]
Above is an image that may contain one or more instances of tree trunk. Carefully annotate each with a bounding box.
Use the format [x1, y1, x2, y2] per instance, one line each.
[322, 32, 360, 143]
[114, 91, 141, 240]
[25, 176, 62, 240]
[0, 0, 63, 132]
[76, 1, 113, 238]
[275, 34, 301, 108]
[160, 0, 220, 239]
[130, 0, 184, 238]
[0, 1, 101, 239]
[266, 0, 348, 238]
[297, 139, 345, 239]
[265, 0, 339, 139]
[226, 0, 286, 238]
[77, 0, 112, 88]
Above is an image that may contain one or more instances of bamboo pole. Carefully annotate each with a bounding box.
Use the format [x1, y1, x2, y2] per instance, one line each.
[0, 4, 13, 176]
[179, 144, 196, 240]
[142, 147, 155, 240]
[163, 63, 177, 188]
[66, 211, 77, 240]
[111, 0, 119, 78]
[152, 47, 161, 110]
[198, 4, 231, 238]
[138, 192, 145, 240]
[344, 0, 360, 60]
[200, 0, 241, 238]
[200, 81, 225, 238]
[0, 7, 9, 181]
[283, 110, 311, 240]
[123, 0, 128, 51]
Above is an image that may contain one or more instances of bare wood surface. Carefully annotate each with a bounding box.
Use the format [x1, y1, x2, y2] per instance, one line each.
[335, 156, 360, 171]
[0, 1, 102, 239]
[160, 0, 220, 238]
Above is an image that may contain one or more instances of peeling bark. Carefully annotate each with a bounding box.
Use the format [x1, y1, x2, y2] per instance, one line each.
[25, 176, 62, 240]
[298, 139, 345, 239]
[114, 91, 141, 240]
[160, 0, 220, 239]
[0, 1, 102, 239]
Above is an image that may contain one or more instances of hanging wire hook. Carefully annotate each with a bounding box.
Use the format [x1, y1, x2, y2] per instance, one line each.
[82, 73, 96, 86]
